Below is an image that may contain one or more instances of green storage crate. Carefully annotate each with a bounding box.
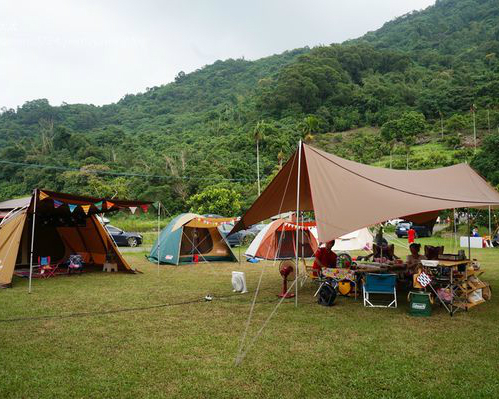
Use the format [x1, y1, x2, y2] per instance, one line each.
[409, 291, 432, 317]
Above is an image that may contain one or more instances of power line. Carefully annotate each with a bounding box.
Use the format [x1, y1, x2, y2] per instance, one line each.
[0, 159, 257, 183]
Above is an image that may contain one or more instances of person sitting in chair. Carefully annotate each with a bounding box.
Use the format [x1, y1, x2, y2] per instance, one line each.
[312, 240, 337, 277]
[406, 243, 426, 271]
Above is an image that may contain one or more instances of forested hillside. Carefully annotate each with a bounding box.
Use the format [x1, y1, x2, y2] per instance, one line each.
[1, 0, 498, 216]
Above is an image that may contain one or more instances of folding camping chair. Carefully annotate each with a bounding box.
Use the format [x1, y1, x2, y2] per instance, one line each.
[67, 254, 84, 275]
[36, 256, 60, 278]
[363, 273, 397, 308]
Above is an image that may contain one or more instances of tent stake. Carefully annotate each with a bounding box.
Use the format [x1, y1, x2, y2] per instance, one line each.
[28, 189, 38, 294]
[295, 140, 302, 307]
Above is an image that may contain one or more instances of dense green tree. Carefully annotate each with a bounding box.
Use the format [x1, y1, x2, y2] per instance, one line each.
[471, 132, 499, 186]
[188, 187, 241, 216]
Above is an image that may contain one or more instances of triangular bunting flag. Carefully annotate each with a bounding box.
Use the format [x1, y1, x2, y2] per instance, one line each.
[129, 206, 137, 214]
[39, 191, 49, 201]
[53, 200, 63, 208]
[106, 201, 114, 210]
[140, 204, 149, 213]
[68, 204, 77, 213]
[81, 205, 91, 215]
[94, 201, 103, 211]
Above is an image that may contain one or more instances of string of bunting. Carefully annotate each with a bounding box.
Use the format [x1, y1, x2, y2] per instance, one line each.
[283, 222, 313, 230]
[37, 190, 149, 215]
[194, 217, 239, 226]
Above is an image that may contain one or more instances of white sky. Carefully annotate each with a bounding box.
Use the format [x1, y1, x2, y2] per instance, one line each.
[0, 0, 435, 109]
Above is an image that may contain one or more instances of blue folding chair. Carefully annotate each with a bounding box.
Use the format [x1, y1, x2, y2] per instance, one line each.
[363, 273, 397, 308]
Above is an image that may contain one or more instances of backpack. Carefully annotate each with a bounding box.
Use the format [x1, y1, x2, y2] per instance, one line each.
[317, 280, 338, 306]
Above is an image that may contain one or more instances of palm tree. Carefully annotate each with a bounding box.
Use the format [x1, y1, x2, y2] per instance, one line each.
[277, 149, 285, 169]
[301, 116, 319, 143]
[253, 120, 266, 196]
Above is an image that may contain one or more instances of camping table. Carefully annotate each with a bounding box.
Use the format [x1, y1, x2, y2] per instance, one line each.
[419, 259, 475, 316]
[322, 267, 358, 298]
[354, 262, 407, 276]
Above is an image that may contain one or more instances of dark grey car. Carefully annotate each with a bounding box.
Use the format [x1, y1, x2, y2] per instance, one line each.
[106, 225, 143, 247]
[395, 222, 432, 238]
[219, 223, 266, 247]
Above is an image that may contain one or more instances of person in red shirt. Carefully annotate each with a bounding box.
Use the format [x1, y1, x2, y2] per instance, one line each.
[408, 227, 416, 244]
[312, 240, 337, 277]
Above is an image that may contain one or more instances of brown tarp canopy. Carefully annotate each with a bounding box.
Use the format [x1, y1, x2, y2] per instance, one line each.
[231, 143, 499, 242]
[0, 189, 151, 287]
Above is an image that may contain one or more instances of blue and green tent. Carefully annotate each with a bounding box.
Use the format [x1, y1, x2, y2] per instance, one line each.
[148, 213, 237, 265]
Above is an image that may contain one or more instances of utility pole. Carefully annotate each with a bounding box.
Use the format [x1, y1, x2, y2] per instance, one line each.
[472, 104, 477, 153]
[487, 109, 491, 134]
[439, 111, 444, 140]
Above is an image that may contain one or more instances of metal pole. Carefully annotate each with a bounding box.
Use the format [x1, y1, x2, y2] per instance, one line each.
[453, 208, 457, 250]
[467, 209, 471, 261]
[301, 212, 304, 260]
[28, 189, 38, 294]
[295, 140, 302, 307]
[157, 202, 161, 275]
[488, 205, 492, 246]
[256, 139, 261, 196]
[440, 112, 444, 140]
[472, 108, 477, 154]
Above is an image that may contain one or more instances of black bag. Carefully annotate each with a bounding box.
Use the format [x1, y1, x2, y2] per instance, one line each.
[317, 281, 337, 306]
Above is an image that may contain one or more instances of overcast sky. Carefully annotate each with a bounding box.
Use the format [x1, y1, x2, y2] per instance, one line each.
[0, 0, 435, 109]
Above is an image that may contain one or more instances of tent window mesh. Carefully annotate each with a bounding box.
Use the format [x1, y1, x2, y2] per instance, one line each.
[180, 227, 213, 255]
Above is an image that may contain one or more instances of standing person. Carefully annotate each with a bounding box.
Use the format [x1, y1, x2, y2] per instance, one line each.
[408, 226, 416, 244]
[406, 243, 427, 288]
[312, 240, 337, 277]
[406, 243, 426, 269]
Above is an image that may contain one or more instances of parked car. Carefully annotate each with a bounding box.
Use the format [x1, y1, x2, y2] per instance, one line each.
[395, 222, 432, 238]
[106, 225, 143, 247]
[96, 215, 110, 225]
[218, 223, 266, 247]
[386, 218, 404, 226]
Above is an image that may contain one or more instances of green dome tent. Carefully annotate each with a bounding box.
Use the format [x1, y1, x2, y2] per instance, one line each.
[148, 213, 237, 265]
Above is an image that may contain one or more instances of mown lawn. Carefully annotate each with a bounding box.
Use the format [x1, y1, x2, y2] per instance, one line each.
[1, 237, 498, 398]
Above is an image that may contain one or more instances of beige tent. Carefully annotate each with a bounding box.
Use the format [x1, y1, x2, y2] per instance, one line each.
[333, 228, 373, 252]
[0, 189, 150, 288]
[232, 143, 499, 242]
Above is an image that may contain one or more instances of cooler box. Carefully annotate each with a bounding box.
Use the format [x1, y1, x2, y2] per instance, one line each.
[409, 291, 432, 317]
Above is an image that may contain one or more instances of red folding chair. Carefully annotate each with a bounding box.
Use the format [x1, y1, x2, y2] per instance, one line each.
[36, 256, 59, 278]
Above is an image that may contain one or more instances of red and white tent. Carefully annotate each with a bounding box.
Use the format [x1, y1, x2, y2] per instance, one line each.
[245, 219, 319, 260]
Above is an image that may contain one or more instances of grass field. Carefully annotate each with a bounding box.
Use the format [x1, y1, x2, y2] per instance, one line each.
[1, 236, 498, 398]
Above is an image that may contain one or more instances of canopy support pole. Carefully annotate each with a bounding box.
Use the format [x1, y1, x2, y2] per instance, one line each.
[488, 205, 492, 245]
[157, 202, 161, 275]
[301, 212, 304, 259]
[453, 208, 457, 251]
[28, 189, 38, 294]
[295, 140, 302, 307]
[467, 209, 471, 261]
